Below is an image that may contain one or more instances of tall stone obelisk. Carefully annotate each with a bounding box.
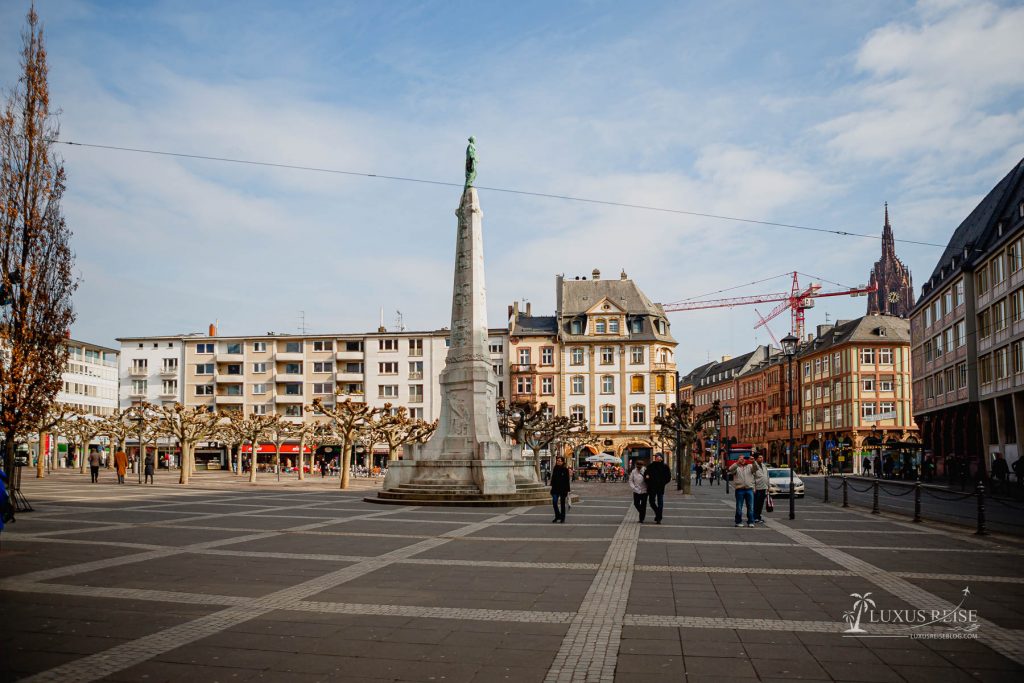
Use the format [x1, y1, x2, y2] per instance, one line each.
[377, 138, 541, 502]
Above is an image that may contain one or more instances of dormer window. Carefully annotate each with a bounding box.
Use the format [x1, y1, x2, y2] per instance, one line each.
[595, 319, 606, 334]
[630, 317, 642, 333]
[609, 318, 620, 334]
[571, 319, 583, 335]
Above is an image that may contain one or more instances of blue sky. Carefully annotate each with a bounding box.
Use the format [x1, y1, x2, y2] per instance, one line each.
[2, 0, 1023, 370]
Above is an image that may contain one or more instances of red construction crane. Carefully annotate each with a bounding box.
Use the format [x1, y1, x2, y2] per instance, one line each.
[662, 272, 877, 341]
[753, 308, 780, 348]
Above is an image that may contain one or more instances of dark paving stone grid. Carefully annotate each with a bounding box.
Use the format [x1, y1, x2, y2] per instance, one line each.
[0, 474, 1021, 682]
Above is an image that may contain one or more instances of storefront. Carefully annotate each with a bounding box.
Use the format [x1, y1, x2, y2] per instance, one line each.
[241, 443, 313, 472]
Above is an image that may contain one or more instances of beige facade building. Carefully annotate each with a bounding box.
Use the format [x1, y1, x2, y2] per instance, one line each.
[508, 269, 678, 464]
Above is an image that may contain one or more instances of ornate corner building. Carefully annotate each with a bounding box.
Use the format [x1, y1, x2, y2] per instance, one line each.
[867, 204, 915, 318]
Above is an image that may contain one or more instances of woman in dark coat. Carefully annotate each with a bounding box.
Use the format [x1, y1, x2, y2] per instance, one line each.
[550, 456, 571, 523]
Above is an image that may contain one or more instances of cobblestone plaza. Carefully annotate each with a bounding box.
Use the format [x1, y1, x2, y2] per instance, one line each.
[2, 475, 1023, 682]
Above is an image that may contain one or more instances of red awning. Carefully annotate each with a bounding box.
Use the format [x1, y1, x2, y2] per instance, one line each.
[241, 444, 313, 454]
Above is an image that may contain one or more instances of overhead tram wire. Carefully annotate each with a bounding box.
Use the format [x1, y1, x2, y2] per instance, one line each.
[668, 272, 793, 305]
[54, 139, 948, 249]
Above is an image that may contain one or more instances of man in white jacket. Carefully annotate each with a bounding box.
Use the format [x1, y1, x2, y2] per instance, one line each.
[729, 455, 756, 528]
[629, 461, 648, 523]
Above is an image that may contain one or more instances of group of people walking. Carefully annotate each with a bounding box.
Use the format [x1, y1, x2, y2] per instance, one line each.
[548, 453, 673, 523]
[86, 450, 138, 484]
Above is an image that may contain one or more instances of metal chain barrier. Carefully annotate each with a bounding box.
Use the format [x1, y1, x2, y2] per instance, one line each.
[985, 494, 1024, 509]
[920, 487, 977, 502]
[976, 483, 987, 536]
[878, 483, 917, 497]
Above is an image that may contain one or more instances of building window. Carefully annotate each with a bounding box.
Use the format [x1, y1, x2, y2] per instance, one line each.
[489, 342, 503, 354]
[379, 384, 399, 398]
[995, 346, 1010, 380]
[345, 340, 363, 352]
[631, 375, 645, 393]
[814, 358, 821, 375]
[540, 376, 554, 395]
[312, 362, 332, 373]
[992, 254, 1006, 284]
[600, 405, 615, 425]
[252, 383, 267, 395]
[935, 371, 945, 395]
[601, 375, 614, 394]
[196, 363, 214, 375]
[282, 341, 300, 354]
[977, 268, 990, 296]
[834, 405, 843, 427]
[979, 355, 993, 385]
[252, 341, 266, 353]
[803, 362, 810, 378]
[570, 405, 585, 421]
[379, 362, 398, 375]
[346, 362, 363, 373]
[944, 327, 954, 354]
[518, 348, 531, 365]
[878, 376, 894, 392]
[196, 343, 214, 354]
[943, 289, 953, 315]
[378, 338, 398, 352]
[571, 319, 583, 335]
[933, 334, 944, 358]
[541, 347, 554, 366]
[860, 348, 876, 365]
[1011, 239, 1024, 273]
[879, 347, 893, 364]
[978, 308, 993, 339]
[283, 362, 302, 375]
[225, 342, 242, 354]
[924, 306, 932, 328]
[409, 407, 424, 419]
[630, 318, 642, 333]
[570, 347, 584, 365]
[516, 376, 533, 394]
[630, 346, 644, 364]
[312, 340, 333, 352]
[571, 376, 585, 394]
[283, 383, 302, 396]
[956, 361, 967, 389]
[131, 379, 147, 395]
[944, 367, 955, 393]
[195, 384, 213, 396]
[994, 298, 1009, 332]
[630, 404, 646, 424]
[406, 339, 423, 357]
[408, 384, 424, 403]
[609, 318, 620, 334]
[162, 380, 177, 395]
[312, 383, 332, 394]
[955, 320, 966, 348]
[833, 352, 841, 371]
[595, 319, 606, 334]
[409, 361, 423, 379]
[861, 403, 877, 419]
[248, 362, 264, 374]
[284, 405, 302, 417]
[600, 347, 614, 365]
[252, 404, 268, 415]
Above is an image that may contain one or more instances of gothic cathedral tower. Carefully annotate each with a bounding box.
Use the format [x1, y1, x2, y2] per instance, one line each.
[866, 203, 914, 317]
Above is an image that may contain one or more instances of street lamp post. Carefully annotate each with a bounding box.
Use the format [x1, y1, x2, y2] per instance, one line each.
[781, 333, 798, 521]
[136, 411, 144, 485]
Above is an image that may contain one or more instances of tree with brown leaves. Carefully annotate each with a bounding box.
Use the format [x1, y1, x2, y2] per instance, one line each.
[366, 404, 437, 465]
[0, 7, 78, 486]
[311, 397, 379, 489]
[237, 413, 276, 484]
[66, 414, 103, 474]
[33, 403, 73, 477]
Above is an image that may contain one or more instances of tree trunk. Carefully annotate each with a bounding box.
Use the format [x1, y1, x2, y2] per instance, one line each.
[180, 442, 191, 485]
[340, 437, 351, 490]
[79, 438, 87, 474]
[275, 444, 281, 482]
[249, 441, 258, 483]
[297, 435, 306, 480]
[681, 442, 692, 495]
[36, 431, 45, 478]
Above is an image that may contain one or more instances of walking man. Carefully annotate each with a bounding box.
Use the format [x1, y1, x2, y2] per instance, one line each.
[645, 453, 672, 524]
[144, 454, 155, 485]
[695, 460, 704, 486]
[88, 450, 101, 483]
[629, 459, 648, 523]
[753, 454, 769, 524]
[729, 454, 756, 527]
[550, 456, 570, 523]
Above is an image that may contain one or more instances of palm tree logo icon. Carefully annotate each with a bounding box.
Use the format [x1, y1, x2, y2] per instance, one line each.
[842, 592, 876, 633]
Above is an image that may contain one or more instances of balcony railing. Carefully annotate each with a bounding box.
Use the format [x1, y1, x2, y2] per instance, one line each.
[510, 364, 536, 373]
[159, 366, 178, 377]
[652, 362, 674, 371]
[409, 396, 424, 403]
[128, 367, 148, 377]
[408, 372, 424, 380]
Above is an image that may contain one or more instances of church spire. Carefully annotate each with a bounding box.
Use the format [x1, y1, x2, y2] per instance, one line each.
[881, 202, 895, 259]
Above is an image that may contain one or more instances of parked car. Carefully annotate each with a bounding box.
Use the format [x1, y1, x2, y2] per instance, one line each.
[767, 468, 805, 497]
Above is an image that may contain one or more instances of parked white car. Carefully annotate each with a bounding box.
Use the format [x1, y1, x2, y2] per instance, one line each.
[767, 468, 805, 497]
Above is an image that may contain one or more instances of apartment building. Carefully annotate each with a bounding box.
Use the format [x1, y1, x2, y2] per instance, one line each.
[912, 157, 1024, 478]
[555, 269, 678, 463]
[797, 316, 916, 473]
[692, 347, 772, 452]
[508, 301, 560, 411]
[59, 339, 119, 416]
[118, 335, 188, 408]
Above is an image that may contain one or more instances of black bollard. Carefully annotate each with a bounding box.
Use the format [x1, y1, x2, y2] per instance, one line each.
[823, 473, 830, 504]
[913, 481, 922, 523]
[872, 479, 880, 514]
[976, 482, 987, 536]
[842, 476, 849, 508]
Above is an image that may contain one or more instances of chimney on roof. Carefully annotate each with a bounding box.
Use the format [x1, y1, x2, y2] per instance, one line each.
[592, 268, 601, 280]
[208, 322, 217, 336]
[525, 301, 532, 316]
[620, 269, 627, 280]
[721, 355, 731, 363]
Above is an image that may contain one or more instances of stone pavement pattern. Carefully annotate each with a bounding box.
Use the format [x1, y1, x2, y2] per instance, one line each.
[1, 472, 1023, 682]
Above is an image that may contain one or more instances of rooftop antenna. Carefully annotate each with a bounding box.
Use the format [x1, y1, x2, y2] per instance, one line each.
[395, 310, 406, 332]
[298, 310, 309, 335]
[377, 307, 386, 333]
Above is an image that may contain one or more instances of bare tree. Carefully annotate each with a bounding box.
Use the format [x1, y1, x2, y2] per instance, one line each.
[157, 404, 217, 485]
[66, 414, 103, 474]
[311, 397, 379, 489]
[364, 404, 437, 465]
[654, 400, 720, 494]
[33, 403, 73, 477]
[525, 415, 579, 478]
[100, 408, 133, 470]
[264, 414, 297, 482]
[217, 411, 246, 476]
[237, 413, 276, 484]
[124, 403, 161, 481]
[291, 417, 321, 481]
[562, 421, 600, 466]
[0, 7, 78, 485]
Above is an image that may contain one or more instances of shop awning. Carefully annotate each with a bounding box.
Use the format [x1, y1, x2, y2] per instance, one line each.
[241, 444, 313, 454]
